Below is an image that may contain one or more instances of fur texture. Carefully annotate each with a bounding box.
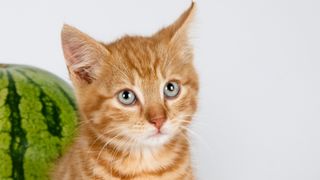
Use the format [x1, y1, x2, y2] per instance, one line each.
[53, 2, 199, 180]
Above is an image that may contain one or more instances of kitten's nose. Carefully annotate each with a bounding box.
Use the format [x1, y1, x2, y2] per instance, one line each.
[149, 117, 166, 130]
[146, 104, 167, 130]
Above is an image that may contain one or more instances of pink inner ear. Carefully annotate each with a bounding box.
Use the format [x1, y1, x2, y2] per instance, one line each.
[62, 37, 97, 84]
[64, 46, 96, 84]
[74, 67, 94, 84]
[63, 40, 84, 66]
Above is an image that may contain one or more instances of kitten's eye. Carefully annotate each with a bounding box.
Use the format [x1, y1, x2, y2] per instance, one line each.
[164, 81, 180, 98]
[118, 90, 136, 105]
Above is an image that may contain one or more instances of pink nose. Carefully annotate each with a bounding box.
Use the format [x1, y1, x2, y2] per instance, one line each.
[149, 117, 166, 130]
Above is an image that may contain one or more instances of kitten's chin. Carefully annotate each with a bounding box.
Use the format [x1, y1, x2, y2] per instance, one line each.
[142, 132, 172, 146]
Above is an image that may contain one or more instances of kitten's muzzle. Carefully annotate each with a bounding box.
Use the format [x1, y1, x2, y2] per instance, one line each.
[146, 104, 167, 131]
[149, 117, 166, 131]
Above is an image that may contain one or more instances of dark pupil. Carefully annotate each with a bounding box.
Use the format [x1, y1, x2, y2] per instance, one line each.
[167, 83, 175, 91]
[122, 91, 130, 99]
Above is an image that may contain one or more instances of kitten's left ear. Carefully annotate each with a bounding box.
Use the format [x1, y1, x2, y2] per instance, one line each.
[154, 1, 196, 50]
[61, 24, 110, 85]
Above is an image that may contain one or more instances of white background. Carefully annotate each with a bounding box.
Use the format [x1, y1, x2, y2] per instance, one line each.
[1, 0, 320, 179]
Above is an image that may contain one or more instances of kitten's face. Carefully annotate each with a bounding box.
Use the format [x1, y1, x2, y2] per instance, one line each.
[62, 3, 198, 147]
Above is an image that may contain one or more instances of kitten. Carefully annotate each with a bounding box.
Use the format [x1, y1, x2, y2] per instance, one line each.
[53, 2, 199, 180]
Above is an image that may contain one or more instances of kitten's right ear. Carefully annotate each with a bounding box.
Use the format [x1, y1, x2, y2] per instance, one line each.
[153, 2, 196, 62]
[61, 24, 110, 84]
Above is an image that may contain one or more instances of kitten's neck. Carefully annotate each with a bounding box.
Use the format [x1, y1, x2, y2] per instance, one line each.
[79, 126, 191, 178]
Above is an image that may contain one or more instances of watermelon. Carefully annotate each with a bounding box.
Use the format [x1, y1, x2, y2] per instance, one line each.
[0, 64, 78, 180]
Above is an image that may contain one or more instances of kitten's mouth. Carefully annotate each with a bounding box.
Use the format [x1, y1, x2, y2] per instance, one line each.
[148, 131, 168, 139]
[141, 129, 173, 146]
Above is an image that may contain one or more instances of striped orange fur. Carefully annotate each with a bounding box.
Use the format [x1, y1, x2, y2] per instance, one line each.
[53, 2, 199, 180]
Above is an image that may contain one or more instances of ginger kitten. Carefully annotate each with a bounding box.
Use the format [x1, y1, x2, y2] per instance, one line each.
[53, 2, 199, 180]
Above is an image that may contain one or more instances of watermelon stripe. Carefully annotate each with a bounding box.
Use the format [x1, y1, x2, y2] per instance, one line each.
[18, 66, 76, 109]
[15, 70, 63, 138]
[6, 70, 27, 180]
[39, 92, 62, 138]
[54, 83, 76, 111]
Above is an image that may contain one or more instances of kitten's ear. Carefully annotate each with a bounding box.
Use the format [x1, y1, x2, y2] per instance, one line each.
[155, 2, 196, 48]
[61, 24, 110, 84]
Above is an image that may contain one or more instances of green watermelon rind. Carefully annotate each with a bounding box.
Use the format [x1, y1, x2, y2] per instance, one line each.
[0, 64, 78, 180]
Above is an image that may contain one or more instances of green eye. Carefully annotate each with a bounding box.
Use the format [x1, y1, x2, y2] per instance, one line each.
[118, 90, 136, 105]
[164, 81, 180, 98]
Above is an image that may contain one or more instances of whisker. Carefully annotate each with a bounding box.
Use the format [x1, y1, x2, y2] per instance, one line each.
[107, 135, 135, 164]
[177, 119, 209, 128]
[87, 126, 124, 153]
[179, 126, 212, 151]
[67, 120, 90, 137]
[179, 130, 193, 145]
[93, 133, 121, 179]
[179, 114, 210, 119]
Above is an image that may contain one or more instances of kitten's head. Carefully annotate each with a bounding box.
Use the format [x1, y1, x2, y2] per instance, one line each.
[61, 2, 198, 147]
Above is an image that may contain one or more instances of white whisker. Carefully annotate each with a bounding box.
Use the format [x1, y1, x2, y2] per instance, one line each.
[179, 126, 212, 151]
[93, 133, 121, 179]
[87, 126, 123, 153]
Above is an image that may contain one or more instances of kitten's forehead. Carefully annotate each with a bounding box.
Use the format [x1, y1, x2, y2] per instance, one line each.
[99, 37, 167, 100]
[105, 36, 168, 79]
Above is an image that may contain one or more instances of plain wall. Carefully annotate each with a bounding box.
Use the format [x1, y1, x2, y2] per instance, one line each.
[1, 0, 320, 179]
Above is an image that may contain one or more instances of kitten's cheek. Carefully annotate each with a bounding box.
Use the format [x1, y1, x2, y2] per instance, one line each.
[161, 121, 172, 133]
[159, 121, 177, 139]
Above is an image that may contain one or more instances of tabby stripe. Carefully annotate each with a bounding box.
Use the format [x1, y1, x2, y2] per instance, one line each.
[6, 70, 27, 180]
[16, 70, 63, 138]
[79, 151, 93, 178]
[93, 136, 188, 179]
[86, 124, 190, 178]
[123, 51, 144, 78]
